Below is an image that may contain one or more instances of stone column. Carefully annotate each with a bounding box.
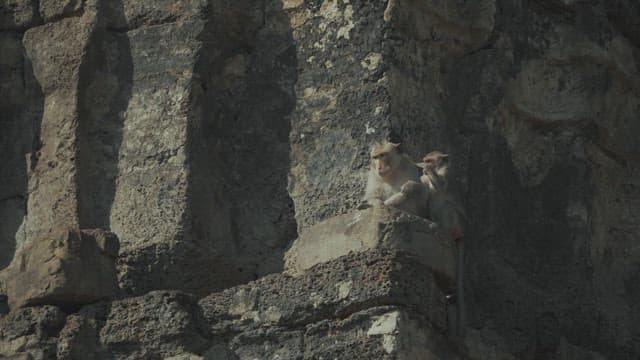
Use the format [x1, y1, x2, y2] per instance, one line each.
[22, 4, 99, 243]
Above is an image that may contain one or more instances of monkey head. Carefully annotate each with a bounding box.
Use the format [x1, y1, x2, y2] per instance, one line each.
[370, 142, 402, 178]
[417, 150, 449, 177]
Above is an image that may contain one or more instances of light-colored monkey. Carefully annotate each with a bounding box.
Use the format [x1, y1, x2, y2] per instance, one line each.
[417, 150, 466, 337]
[360, 142, 423, 213]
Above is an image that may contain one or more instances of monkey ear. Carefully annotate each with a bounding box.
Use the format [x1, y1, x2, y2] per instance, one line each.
[441, 154, 450, 160]
[416, 162, 427, 168]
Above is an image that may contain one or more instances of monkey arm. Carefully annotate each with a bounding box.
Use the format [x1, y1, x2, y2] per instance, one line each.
[383, 192, 406, 207]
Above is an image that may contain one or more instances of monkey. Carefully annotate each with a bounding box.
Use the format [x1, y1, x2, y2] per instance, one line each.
[418, 151, 465, 240]
[417, 150, 466, 337]
[359, 142, 423, 213]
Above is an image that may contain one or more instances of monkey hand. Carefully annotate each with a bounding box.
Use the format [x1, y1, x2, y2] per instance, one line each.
[400, 180, 421, 193]
[358, 199, 384, 210]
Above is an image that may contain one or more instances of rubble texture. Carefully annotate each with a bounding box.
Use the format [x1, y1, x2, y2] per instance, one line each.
[0, 0, 638, 359]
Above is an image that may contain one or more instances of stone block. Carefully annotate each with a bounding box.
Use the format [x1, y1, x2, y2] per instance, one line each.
[305, 307, 460, 360]
[39, 0, 84, 23]
[57, 291, 211, 360]
[0, 228, 120, 310]
[201, 250, 448, 335]
[200, 250, 458, 358]
[284, 207, 457, 286]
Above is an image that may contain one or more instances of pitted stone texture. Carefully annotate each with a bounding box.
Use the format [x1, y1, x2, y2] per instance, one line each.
[39, 0, 84, 22]
[112, 0, 298, 296]
[200, 250, 459, 359]
[21, 9, 98, 244]
[0, 306, 66, 360]
[56, 291, 211, 360]
[201, 250, 448, 336]
[0, 228, 119, 310]
[306, 307, 460, 360]
[288, 0, 640, 358]
[104, 0, 208, 30]
[109, 19, 207, 295]
[285, 207, 456, 286]
[286, 0, 393, 231]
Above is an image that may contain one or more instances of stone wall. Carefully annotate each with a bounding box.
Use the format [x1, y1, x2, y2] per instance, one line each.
[0, 0, 639, 359]
[0, 0, 298, 297]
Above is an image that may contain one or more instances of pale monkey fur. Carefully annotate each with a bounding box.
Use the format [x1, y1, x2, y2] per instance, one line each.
[362, 142, 424, 215]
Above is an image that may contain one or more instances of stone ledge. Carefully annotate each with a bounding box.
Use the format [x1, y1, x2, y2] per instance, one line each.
[284, 207, 457, 287]
[199, 249, 460, 359]
[200, 249, 447, 335]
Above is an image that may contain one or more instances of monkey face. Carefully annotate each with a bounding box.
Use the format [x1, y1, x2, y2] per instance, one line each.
[370, 142, 401, 177]
[372, 152, 393, 176]
[417, 151, 449, 176]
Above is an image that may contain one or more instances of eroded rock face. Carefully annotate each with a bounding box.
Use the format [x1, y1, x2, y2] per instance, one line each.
[0, 0, 638, 359]
[0, 228, 120, 310]
[286, 0, 640, 358]
[200, 249, 457, 359]
[54, 252, 460, 359]
[0, 305, 66, 360]
[1, 0, 297, 297]
[57, 291, 210, 360]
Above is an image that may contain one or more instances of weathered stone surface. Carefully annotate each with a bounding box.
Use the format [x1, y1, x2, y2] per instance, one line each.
[287, 0, 392, 230]
[285, 0, 640, 358]
[285, 207, 456, 286]
[0, 0, 37, 30]
[21, 8, 97, 244]
[38, 0, 84, 23]
[0, 30, 43, 269]
[104, 0, 207, 30]
[0, 228, 119, 310]
[0, 306, 66, 360]
[199, 250, 462, 359]
[107, 17, 206, 295]
[6, 0, 298, 300]
[112, 0, 297, 296]
[56, 291, 211, 360]
[201, 250, 447, 335]
[305, 307, 460, 360]
[0, 0, 638, 359]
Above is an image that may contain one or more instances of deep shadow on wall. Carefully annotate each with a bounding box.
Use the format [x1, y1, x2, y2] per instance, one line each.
[186, 0, 299, 290]
[0, 32, 44, 269]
